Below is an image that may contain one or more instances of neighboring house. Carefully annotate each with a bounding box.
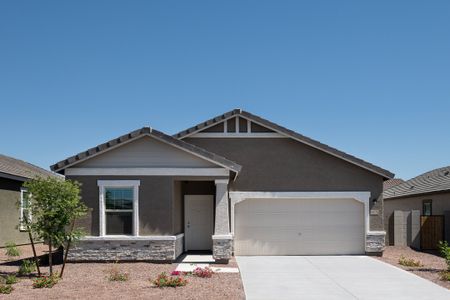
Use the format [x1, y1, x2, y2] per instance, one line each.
[384, 166, 450, 248]
[383, 178, 404, 191]
[51, 109, 394, 262]
[0, 154, 59, 247]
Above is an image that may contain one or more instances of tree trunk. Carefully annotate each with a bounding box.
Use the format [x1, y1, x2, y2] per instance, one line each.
[24, 215, 41, 276]
[48, 238, 53, 276]
[60, 219, 76, 278]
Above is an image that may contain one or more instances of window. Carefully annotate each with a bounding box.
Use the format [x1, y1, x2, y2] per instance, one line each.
[98, 180, 140, 236]
[423, 200, 432, 216]
[105, 188, 133, 235]
[20, 189, 31, 231]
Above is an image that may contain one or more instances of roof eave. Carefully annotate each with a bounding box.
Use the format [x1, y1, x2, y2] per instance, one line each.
[51, 127, 242, 175]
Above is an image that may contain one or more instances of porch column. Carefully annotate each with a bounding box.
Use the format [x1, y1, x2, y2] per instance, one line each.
[212, 179, 233, 262]
[214, 179, 230, 235]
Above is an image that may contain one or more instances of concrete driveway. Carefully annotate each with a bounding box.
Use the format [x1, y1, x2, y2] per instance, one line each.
[237, 256, 450, 300]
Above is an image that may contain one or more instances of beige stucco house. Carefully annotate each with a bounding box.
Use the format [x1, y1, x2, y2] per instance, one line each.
[0, 154, 59, 247]
[384, 166, 450, 247]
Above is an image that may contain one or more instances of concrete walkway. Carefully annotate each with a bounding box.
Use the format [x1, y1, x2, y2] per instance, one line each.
[237, 256, 450, 300]
[175, 254, 239, 273]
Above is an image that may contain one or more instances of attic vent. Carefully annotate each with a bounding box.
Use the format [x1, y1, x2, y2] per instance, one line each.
[445, 171, 449, 176]
[409, 186, 415, 190]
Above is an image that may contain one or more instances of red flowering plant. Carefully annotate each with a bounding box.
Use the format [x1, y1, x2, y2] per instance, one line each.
[192, 266, 214, 278]
[170, 270, 181, 276]
[152, 272, 187, 287]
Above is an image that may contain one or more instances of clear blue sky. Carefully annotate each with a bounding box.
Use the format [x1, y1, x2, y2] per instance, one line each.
[1, 1, 449, 180]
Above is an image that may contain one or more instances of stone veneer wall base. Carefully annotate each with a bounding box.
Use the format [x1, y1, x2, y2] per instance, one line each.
[365, 231, 386, 256]
[68, 234, 184, 262]
[212, 235, 233, 263]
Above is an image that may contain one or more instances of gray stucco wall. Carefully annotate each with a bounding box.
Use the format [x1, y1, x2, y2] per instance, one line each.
[68, 176, 174, 236]
[185, 137, 385, 231]
[67, 176, 218, 237]
[0, 177, 29, 247]
[172, 180, 183, 234]
[384, 191, 450, 245]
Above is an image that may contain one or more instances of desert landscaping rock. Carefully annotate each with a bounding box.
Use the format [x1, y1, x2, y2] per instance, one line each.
[0, 246, 244, 300]
[376, 246, 450, 290]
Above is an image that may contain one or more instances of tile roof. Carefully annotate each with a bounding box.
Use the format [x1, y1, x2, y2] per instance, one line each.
[383, 178, 405, 191]
[0, 154, 60, 181]
[384, 166, 450, 199]
[51, 127, 242, 174]
[174, 109, 394, 179]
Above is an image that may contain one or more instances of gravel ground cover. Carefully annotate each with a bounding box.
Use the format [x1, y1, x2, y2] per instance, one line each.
[0, 245, 244, 300]
[376, 246, 450, 290]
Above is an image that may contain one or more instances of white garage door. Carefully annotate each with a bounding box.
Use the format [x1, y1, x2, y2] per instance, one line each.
[234, 198, 365, 255]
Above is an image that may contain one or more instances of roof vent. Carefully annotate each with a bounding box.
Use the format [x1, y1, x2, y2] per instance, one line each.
[409, 186, 415, 189]
[445, 170, 449, 176]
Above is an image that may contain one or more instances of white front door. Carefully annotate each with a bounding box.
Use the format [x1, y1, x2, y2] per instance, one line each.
[184, 195, 214, 251]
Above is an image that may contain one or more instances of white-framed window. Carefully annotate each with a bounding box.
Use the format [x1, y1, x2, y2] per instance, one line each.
[97, 180, 140, 236]
[19, 188, 31, 231]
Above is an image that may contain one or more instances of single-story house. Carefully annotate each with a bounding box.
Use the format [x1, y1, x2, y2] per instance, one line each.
[384, 166, 450, 248]
[0, 154, 60, 247]
[383, 178, 405, 191]
[51, 109, 394, 262]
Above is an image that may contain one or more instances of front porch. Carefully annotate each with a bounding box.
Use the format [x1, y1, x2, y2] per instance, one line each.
[179, 179, 233, 262]
[69, 178, 234, 263]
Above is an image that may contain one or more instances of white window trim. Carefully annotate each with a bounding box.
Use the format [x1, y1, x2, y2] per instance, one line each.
[189, 132, 286, 138]
[19, 188, 31, 231]
[98, 180, 140, 237]
[66, 167, 229, 176]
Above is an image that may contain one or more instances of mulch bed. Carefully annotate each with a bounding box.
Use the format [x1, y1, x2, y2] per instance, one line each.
[0, 245, 245, 300]
[376, 246, 450, 290]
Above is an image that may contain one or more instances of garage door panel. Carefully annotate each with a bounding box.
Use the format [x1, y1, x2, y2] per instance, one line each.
[237, 212, 363, 227]
[236, 225, 364, 238]
[234, 198, 365, 255]
[237, 198, 361, 212]
[235, 240, 363, 255]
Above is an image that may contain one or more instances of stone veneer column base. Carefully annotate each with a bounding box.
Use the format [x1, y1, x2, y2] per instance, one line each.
[365, 231, 386, 256]
[68, 234, 184, 262]
[212, 235, 233, 263]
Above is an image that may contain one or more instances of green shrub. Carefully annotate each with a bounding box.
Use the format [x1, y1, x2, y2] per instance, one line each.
[0, 284, 13, 294]
[5, 275, 18, 285]
[152, 272, 187, 287]
[398, 255, 423, 267]
[438, 241, 450, 271]
[5, 242, 20, 257]
[440, 271, 450, 281]
[107, 264, 129, 282]
[18, 259, 37, 275]
[32, 275, 59, 288]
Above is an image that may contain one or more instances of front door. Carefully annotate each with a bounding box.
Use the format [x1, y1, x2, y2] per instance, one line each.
[184, 195, 214, 251]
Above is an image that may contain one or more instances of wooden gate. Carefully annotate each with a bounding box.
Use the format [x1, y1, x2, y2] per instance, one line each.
[420, 216, 444, 250]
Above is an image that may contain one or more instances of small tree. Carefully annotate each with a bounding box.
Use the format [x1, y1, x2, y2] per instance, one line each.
[438, 241, 450, 271]
[24, 177, 87, 277]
